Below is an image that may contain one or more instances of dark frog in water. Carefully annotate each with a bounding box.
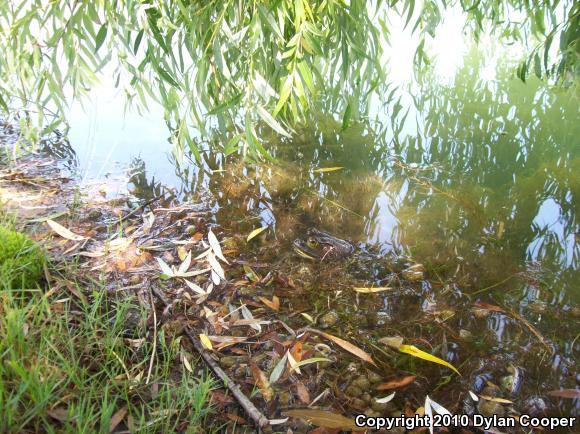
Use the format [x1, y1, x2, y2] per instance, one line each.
[293, 228, 425, 284]
[293, 228, 355, 261]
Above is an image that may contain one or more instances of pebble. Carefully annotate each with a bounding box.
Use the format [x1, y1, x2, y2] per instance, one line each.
[219, 356, 237, 370]
[367, 371, 383, 384]
[278, 390, 292, 406]
[345, 384, 363, 397]
[351, 375, 371, 390]
[478, 399, 505, 417]
[371, 400, 395, 413]
[319, 310, 339, 328]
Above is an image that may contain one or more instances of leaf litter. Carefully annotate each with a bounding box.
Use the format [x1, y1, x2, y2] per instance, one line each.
[9, 148, 572, 433]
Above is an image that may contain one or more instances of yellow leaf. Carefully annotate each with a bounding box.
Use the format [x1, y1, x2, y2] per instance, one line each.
[398, 344, 460, 375]
[183, 355, 193, 373]
[246, 226, 268, 242]
[313, 167, 344, 173]
[354, 286, 392, 293]
[199, 334, 213, 350]
[301, 312, 314, 323]
[46, 219, 87, 241]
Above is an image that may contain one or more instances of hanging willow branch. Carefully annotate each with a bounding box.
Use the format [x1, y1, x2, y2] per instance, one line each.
[0, 0, 577, 156]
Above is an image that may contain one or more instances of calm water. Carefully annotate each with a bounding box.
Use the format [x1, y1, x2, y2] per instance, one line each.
[59, 33, 579, 414]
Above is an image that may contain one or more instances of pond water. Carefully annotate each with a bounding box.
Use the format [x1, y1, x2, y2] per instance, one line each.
[56, 18, 579, 419]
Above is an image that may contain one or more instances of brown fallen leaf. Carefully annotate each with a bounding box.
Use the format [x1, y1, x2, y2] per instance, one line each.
[376, 375, 417, 390]
[258, 295, 280, 311]
[283, 409, 360, 430]
[295, 381, 310, 404]
[291, 341, 303, 362]
[547, 389, 580, 399]
[250, 362, 273, 402]
[317, 330, 377, 366]
[479, 395, 513, 404]
[226, 413, 248, 424]
[47, 406, 69, 422]
[108, 405, 127, 433]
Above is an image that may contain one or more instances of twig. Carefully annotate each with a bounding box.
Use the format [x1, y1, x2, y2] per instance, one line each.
[505, 307, 552, 352]
[150, 286, 271, 432]
[146, 287, 157, 384]
[469, 273, 518, 296]
[118, 194, 164, 225]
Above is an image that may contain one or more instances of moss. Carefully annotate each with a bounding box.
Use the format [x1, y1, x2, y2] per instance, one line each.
[0, 225, 45, 288]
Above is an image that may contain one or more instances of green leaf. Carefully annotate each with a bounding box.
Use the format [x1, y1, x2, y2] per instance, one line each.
[0, 93, 9, 113]
[95, 23, 108, 52]
[133, 29, 144, 54]
[256, 105, 291, 137]
[157, 68, 179, 87]
[273, 74, 293, 116]
[224, 134, 242, 156]
[313, 167, 344, 173]
[341, 102, 351, 130]
[533, 52, 542, 78]
[258, 5, 284, 40]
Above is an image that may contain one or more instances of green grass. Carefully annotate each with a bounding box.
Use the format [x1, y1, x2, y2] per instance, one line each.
[0, 212, 217, 433]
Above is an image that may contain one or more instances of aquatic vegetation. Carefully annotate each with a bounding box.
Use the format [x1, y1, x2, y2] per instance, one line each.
[0, 225, 45, 288]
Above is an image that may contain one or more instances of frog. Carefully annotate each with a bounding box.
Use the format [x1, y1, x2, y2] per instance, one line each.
[292, 228, 355, 261]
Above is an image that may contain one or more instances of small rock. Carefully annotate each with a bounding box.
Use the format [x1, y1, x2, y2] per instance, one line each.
[367, 371, 383, 384]
[345, 384, 363, 398]
[350, 398, 367, 411]
[478, 399, 505, 417]
[219, 356, 237, 370]
[319, 310, 339, 328]
[364, 409, 381, 418]
[360, 393, 372, 403]
[371, 399, 395, 413]
[278, 390, 292, 406]
[351, 375, 371, 390]
[523, 396, 548, 416]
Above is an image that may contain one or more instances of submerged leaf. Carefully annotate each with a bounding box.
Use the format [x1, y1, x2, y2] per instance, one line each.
[376, 375, 416, 390]
[313, 166, 344, 173]
[283, 409, 359, 430]
[398, 344, 460, 375]
[246, 226, 268, 242]
[46, 219, 87, 241]
[375, 392, 396, 404]
[547, 389, 580, 399]
[354, 286, 392, 293]
[319, 331, 377, 366]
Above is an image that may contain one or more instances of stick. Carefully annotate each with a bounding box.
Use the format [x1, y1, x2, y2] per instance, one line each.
[150, 287, 271, 432]
[146, 288, 157, 384]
